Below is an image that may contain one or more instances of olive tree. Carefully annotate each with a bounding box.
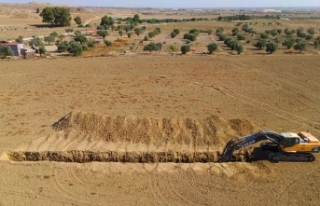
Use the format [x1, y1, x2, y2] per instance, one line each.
[67, 41, 83, 56]
[181, 44, 190, 54]
[207, 43, 218, 54]
[266, 42, 277, 54]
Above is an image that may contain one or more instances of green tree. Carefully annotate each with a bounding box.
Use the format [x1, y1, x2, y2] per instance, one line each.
[119, 30, 123, 36]
[277, 29, 282, 35]
[29, 37, 44, 48]
[294, 41, 307, 52]
[74, 34, 87, 44]
[207, 28, 213, 35]
[260, 33, 269, 39]
[143, 42, 162, 53]
[235, 44, 243, 54]
[50, 31, 58, 39]
[40, 7, 71, 27]
[97, 30, 109, 38]
[15, 36, 23, 43]
[134, 28, 141, 36]
[296, 27, 304, 35]
[271, 30, 278, 37]
[65, 28, 73, 36]
[207, 42, 218, 54]
[218, 33, 226, 41]
[307, 27, 315, 35]
[173, 28, 180, 35]
[104, 40, 112, 47]
[180, 44, 190, 54]
[38, 46, 46, 56]
[183, 33, 196, 41]
[44, 34, 55, 44]
[155, 27, 161, 34]
[266, 42, 277, 53]
[216, 27, 224, 35]
[171, 32, 177, 38]
[58, 34, 65, 41]
[255, 39, 267, 50]
[227, 40, 238, 50]
[148, 31, 155, 38]
[36, 8, 40, 14]
[275, 38, 282, 47]
[224, 38, 232, 45]
[133, 14, 140, 23]
[232, 28, 239, 36]
[237, 34, 246, 40]
[282, 37, 295, 49]
[74, 30, 81, 36]
[39, 7, 55, 25]
[74, 16, 82, 26]
[100, 15, 114, 26]
[127, 32, 132, 38]
[297, 32, 306, 38]
[0, 46, 14, 57]
[56, 41, 68, 52]
[67, 41, 83, 56]
[306, 34, 313, 41]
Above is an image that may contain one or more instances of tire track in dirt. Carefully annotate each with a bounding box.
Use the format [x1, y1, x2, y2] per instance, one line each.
[212, 85, 320, 130]
[0, 188, 78, 206]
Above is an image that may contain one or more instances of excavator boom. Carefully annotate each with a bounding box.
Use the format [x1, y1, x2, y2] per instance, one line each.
[219, 131, 284, 162]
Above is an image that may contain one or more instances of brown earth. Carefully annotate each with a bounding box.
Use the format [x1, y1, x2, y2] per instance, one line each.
[0, 55, 320, 205]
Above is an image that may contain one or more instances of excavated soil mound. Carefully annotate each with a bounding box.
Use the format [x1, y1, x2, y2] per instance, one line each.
[6, 111, 259, 163]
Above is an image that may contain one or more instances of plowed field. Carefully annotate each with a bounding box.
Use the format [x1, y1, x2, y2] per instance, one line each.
[0, 55, 320, 205]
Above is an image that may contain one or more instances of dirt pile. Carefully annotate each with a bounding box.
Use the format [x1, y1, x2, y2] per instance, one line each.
[6, 111, 259, 163]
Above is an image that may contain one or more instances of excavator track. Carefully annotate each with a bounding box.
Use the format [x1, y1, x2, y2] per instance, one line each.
[268, 152, 315, 163]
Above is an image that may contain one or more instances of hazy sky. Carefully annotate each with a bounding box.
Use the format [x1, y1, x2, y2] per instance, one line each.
[1, 0, 320, 8]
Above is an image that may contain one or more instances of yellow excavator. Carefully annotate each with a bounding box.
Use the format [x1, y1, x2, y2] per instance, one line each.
[219, 131, 320, 163]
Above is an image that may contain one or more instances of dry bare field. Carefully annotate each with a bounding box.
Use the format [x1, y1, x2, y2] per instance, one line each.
[1, 3, 320, 205]
[0, 55, 320, 205]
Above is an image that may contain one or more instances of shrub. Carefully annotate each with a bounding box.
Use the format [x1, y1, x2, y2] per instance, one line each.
[237, 34, 246, 40]
[255, 39, 267, 50]
[104, 40, 112, 47]
[67, 41, 83, 56]
[38, 46, 46, 56]
[218, 33, 226, 41]
[97, 30, 109, 38]
[143, 42, 162, 53]
[207, 42, 218, 54]
[294, 41, 307, 52]
[56, 41, 69, 52]
[282, 37, 295, 49]
[227, 40, 238, 50]
[183, 33, 196, 41]
[169, 45, 179, 52]
[173, 28, 180, 35]
[224, 38, 232, 45]
[266, 42, 277, 53]
[171, 32, 177, 38]
[181, 44, 190, 54]
[0, 46, 14, 57]
[235, 44, 243, 54]
[260, 33, 269, 39]
[144, 36, 149, 41]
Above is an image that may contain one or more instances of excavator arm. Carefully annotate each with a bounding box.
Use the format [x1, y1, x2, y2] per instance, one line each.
[219, 131, 284, 162]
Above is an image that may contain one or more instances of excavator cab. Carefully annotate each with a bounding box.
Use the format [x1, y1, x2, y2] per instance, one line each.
[279, 135, 300, 152]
